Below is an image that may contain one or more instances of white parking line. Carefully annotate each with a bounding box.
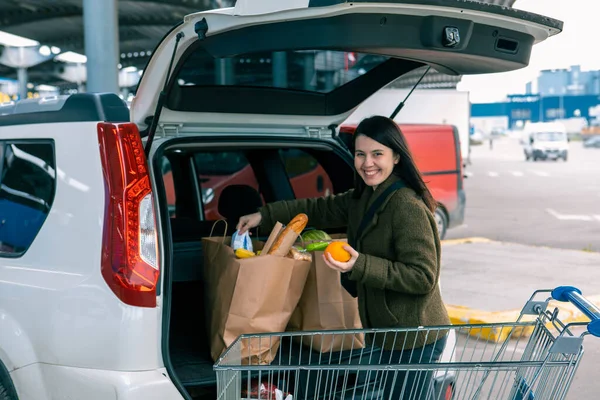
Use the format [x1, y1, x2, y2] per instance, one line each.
[595, 215, 600, 222]
[546, 208, 595, 221]
[511, 171, 524, 177]
[488, 172, 499, 177]
[529, 170, 549, 177]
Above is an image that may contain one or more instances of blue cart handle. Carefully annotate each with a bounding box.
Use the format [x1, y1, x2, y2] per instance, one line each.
[552, 286, 600, 337]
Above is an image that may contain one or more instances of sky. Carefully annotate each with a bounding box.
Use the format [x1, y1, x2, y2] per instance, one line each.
[457, 0, 599, 103]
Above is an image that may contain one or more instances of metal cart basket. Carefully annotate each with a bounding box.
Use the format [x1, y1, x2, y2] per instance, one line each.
[214, 286, 600, 400]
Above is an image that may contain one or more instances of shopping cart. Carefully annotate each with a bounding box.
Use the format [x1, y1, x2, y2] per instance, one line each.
[214, 286, 600, 400]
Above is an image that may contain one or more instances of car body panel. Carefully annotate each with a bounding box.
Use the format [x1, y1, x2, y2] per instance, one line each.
[10, 364, 182, 400]
[0, 122, 164, 373]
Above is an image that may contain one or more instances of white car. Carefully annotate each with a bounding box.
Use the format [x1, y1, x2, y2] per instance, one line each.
[0, 1, 562, 399]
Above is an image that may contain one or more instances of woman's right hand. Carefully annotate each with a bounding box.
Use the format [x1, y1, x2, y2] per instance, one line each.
[236, 212, 262, 234]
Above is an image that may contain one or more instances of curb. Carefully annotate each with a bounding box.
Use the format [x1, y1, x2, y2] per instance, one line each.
[441, 236, 600, 254]
[445, 295, 600, 342]
[441, 237, 493, 246]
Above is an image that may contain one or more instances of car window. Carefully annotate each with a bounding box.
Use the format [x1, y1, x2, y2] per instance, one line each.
[535, 132, 566, 141]
[161, 158, 176, 218]
[193, 151, 261, 221]
[193, 152, 249, 176]
[0, 141, 56, 256]
[280, 149, 334, 199]
[176, 49, 388, 93]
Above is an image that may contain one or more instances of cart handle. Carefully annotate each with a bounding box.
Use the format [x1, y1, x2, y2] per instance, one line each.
[552, 286, 600, 337]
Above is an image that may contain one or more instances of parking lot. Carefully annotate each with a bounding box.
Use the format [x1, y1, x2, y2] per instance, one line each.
[443, 136, 599, 399]
[447, 137, 600, 251]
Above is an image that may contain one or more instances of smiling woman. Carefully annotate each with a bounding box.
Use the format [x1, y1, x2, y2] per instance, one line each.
[238, 115, 446, 398]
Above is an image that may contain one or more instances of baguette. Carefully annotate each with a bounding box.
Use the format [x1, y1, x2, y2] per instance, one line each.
[267, 213, 309, 257]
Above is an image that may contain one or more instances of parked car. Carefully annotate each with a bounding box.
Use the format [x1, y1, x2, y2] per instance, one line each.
[583, 135, 600, 148]
[0, 1, 561, 399]
[339, 123, 465, 239]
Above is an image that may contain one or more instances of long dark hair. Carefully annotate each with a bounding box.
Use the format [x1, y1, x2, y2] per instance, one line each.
[352, 115, 437, 213]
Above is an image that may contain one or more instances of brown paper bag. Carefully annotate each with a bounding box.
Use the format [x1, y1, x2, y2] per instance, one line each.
[288, 238, 365, 353]
[202, 235, 311, 364]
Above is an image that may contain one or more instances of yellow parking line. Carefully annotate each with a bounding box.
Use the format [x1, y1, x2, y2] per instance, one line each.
[442, 237, 599, 254]
[441, 237, 494, 245]
[446, 294, 600, 342]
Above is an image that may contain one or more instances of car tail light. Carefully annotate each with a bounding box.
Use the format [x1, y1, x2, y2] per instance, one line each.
[97, 122, 159, 307]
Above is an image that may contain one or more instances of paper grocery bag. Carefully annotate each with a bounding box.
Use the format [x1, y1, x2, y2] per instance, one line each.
[288, 239, 365, 353]
[202, 235, 311, 364]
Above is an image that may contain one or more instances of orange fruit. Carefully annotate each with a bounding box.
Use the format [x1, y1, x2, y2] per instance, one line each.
[324, 241, 351, 262]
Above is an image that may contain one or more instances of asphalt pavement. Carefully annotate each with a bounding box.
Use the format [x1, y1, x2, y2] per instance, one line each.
[440, 137, 600, 400]
[446, 137, 600, 252]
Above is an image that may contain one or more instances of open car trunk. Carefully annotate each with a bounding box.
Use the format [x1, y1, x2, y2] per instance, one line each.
[152, 136, 356, 398]
[136, 1, 563, 398]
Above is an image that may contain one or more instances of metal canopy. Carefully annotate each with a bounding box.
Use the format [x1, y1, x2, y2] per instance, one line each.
[0, 0, 516, 92]
[0, 0, 233, 90]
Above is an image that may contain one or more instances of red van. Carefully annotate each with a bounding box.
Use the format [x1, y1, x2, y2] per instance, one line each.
[162, 150, 333, 221]
[340, 123, 465, 239]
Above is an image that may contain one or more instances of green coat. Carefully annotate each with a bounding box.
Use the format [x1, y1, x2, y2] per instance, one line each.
[259, 174, 450, 349]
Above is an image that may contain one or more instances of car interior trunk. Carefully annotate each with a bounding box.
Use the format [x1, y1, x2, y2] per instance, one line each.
[151, 137, 355, 398]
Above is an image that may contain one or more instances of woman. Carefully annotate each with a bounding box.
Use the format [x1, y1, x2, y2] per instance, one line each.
[237, 115, 450, 399]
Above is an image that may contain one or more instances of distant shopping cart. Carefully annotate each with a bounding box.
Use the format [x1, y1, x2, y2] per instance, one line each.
[214, 286, 600, 400]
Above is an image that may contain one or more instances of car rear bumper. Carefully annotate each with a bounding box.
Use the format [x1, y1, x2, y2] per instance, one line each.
[447, 189, 466, 229]
[10, 363, 184, 400]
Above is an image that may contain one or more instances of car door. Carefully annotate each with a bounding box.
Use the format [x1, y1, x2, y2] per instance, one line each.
[131, 0, 562, 138]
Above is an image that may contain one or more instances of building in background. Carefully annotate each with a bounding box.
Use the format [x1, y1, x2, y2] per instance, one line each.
[472, 65, 600, 135]
[535, 66, 600, 97]
[471, 93, 599, 134]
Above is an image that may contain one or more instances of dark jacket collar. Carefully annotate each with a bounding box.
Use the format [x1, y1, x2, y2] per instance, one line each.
[352, 173, 405, 247]
[363, 173, 403, 209]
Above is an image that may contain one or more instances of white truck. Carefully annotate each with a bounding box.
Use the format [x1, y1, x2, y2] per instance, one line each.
[522, 121, 569, 161]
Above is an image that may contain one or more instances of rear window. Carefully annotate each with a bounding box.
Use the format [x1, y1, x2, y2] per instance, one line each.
[176, 49, 388, 93]
[280, 149, 334, 199]
[193, 151, 261, 221]
[0, 141, 56, 256]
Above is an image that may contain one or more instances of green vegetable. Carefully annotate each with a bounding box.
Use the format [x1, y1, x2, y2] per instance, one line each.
[301, 230, 332, 243]
[305, 241, 330, 252]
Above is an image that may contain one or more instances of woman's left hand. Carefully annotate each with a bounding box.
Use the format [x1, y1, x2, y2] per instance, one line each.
[323, 245, 360, 273]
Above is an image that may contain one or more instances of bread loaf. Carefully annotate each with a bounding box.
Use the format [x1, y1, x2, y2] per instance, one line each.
[267, 213, 309, 257]
[287, 246, 313, 262]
